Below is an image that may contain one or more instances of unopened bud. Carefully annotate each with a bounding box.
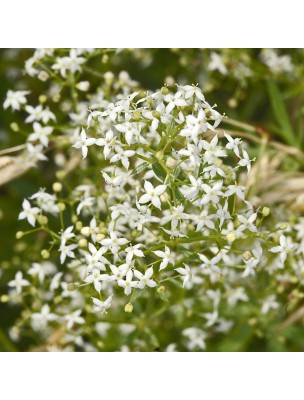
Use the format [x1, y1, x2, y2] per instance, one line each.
[152, 110, 161, 119]
[41, 249, 50, 259]
[37, 215, 48, 225]
[79, 238, 87, 248]
[104, 71, 114, 84]
[160, 192, 169, 202]
[1, 295, 9, 303]
[165, 156, 177, 169]
[155, 151, 164, 161]
[161, 86, 169, 95]
[58, 202, 66, 212]
[76, 81, 90, 92]
[81, 226, 91, 236]
[39, 95, 47, 104]
[16, 231, 24, 239]
[52, 182, 62, 192]
[67, 283, 78, 291]
[157, 286, 165, 294]
[262, 207, 270, 217]
[133, 110, 141, 120]
[38, 71, 49, 82]
[279, 224, 287, 230]
[124, 303, 133, 313]
[10, 122, 19, 132]
[76, 221, 83, 231]
[96, 233, 105, 242]
[243, 251, 252, 261]
[226, 231, 236, 243]
[56, 170, 66, 180]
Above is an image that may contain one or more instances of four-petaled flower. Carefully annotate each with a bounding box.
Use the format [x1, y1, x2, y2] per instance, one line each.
[73, 128, 96, 159]
[18, 199, 40, 227]
[139, 181, 167, 210]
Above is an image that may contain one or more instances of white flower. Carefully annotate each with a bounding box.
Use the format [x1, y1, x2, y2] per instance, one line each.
[261, 295, 279, 314]
[18, 199, 40, 227]
[8, 272, 30, 294]
[52, 49, 85, 77]
[28, 122, 53, 147]
[26, 143, 48, 162]
[95, 130, 116, 159]
[201, 135, 227, 164]
[85, 243, 108, 272]
[175, 264, 192, 287]
[100, 231, 129, 254]
[59, 243, 78, 264]
[224, 133, 242, 157]
[198, 253, 221, 273]
[31, 304, 57, 330]
[139, 181, 167, 210]
[65, 310, 85, 329]
[125, 244, 144, 264]
[25, 105, 56, 124]
[161, 205, 190, 230]
[208, 52, 227, 75]
[110, 146, 135, 170]
[153, 246, 174, 271]
[60, 225, 75, 245]
[200, 181, 223, 205]
[91, 294, 113, 314]
[73, 128, 96, 159]
[269, 234, 294, 264]
[76, 197, 95, 215]
[134, 267, 157, 289]
[238, 149, 252, 174]
[164, 92, 188, 113]
[84, 269, 110, 293]
[227, 287, 249, 306]
[183, 327, 207, 350]
[225, 184, 246, 200]
[118, 270, 137, 295]
[237, 213, 257, 233]
[4, 90, 30, 111]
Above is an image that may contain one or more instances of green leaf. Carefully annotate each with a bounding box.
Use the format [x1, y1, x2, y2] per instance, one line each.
[173, 186, 187, 205]
[152, 162, 167, 181]
[266, 80, 299, 147]
[131, 162, 149, 176]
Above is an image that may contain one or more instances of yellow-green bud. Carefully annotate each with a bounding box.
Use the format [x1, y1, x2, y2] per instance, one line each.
[67, 283, 78, 291]
[41, 249, 50, 259]
[133, 110, 141, 120]
[279, 224, 287, 230]
[157, 286, 165, 294]
[96, 233, 105, 242]
[39, 94, 47, 104]
[71, 215, 78, 224]
[226, 231, 236, 243]
[262, 207, 270, 217]
[37, 215, 48, 225]
[155, 151, 164, 161]
[56, 170, 66, 180]
[16, 231, 24, 239]
[102, 54, 109, 64]
[243, 251, 252, 261]
[79, 238, 87, 248]
[58, 202, 66, 212]
[10, 122, 19, 132]
[152, 110, 161, 119]
[0, 295, 9, 303]
[52, 93, 61, 103]
[76, 221, 83, 231]
[52, 182, 62, 192]
[81, 226, 91, 236]
[124, 303, 133, 313]
[161, 86, 169, 95]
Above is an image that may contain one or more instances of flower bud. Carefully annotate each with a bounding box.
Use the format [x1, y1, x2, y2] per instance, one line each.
[76, 81, 90, 92]
[155, 151, 164, 161]
[16, 231, 24, 239]
[124, 303, 133, 313]
[52, 182, 62, 192]
[67, 283, 78, 291]
[104, 71, 114, 85]
[81, 226, 91, 236]
[10, 122, 19, 132]
[79, 238, 87, 248]
[96, 233, 105, 242]
[243, 251, 252, 261]
[133, 110, 141, 120]
[76, 221, 83, 231]
[102, 54, 109, 64]
[165, 157, 177, 169]
[262, 207, 270, 217]
[161, 86, 169, 95]
[39, 95, 47, 104]
[157, 286, 165, 294]
[226, 231, 236, 243]
[37, 215, 48, 225]
[1, 295, 9, 303]
[152, 110, 161, 119]
[56, 170, 66, 180]
[58, 202, 66, 212]
[279, 224, 287, 230]
[38, 71, 49, 82]
[41, 249, 50, 259]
